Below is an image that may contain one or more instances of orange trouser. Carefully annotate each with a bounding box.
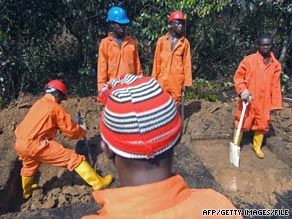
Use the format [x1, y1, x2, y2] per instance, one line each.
[161, 82, 182, 107]
[15, 140, 85, 176]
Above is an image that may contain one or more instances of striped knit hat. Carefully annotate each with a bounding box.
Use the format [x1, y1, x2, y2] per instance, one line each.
[99, 74, 181, 159]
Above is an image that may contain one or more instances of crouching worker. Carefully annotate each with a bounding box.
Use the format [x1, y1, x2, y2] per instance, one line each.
[14, 79, 113, 200]
[83, 74, 242, 219]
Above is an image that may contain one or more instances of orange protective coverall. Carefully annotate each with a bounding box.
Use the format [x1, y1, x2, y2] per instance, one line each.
[82, 174, 243, 219]
[234, 51, 282, 133]
[152, 32, 192, 106]
[97, 32, 143, 92]
[14, 94, 86, 176]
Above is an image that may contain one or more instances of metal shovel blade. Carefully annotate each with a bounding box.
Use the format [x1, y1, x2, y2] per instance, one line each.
[229, 142, 240, 168]
[229, 101, 249, 168]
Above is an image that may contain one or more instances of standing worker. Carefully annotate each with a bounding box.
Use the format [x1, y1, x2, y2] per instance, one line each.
[152, 11, 192, 107]
[233, 33, 283, 159]
[97, 6, 143, 92]
[14, 80, 113, 199]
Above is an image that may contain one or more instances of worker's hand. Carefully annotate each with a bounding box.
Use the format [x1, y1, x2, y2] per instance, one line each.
[270, 109, 280, 116]
[80, 123, 87, 131]
[97, 82, 112, 103]
[182, 86, 187, 94]
[99, 82, 112, 95]
[240, 89, 252, 102]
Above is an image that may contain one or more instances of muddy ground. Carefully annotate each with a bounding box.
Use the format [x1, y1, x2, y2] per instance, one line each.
[0, 93, 292, 219]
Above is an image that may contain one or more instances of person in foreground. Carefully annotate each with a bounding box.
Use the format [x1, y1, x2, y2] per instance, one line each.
[14, 80, 112, 200]
[233, 33, 283, 159]
[83, 74, 242, 219]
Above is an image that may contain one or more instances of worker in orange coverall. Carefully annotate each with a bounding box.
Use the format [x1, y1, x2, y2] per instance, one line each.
[233, 33, 283, 159]
[14, 80, 113, 199]
[152, 11, 192, 107]
[82, 74, 242, 219]
[97, 6, 143, 92]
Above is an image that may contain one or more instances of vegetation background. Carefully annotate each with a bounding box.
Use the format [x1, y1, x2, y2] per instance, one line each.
[1, 0, 292, 107]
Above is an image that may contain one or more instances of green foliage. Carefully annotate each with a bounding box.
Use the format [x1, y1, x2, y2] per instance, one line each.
[76, 65, 97, 96]
[188, 78, 218, 102]
[195, 0, 230, 17]
[281, 72, 292, 93]
[187, 77, 237, 102]
[1, 0, 292, 107]
[0, 96, 4, 109]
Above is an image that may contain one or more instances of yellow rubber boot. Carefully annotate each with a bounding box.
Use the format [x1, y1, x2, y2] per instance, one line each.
[253, 131, 264, 159]
[74, 160, 113, 190]
[233, 129, 243, 146]
[22, 176, 38, 199]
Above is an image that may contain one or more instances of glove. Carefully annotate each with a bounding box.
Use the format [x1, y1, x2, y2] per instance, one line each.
[80, 123, 86, 131]
[240, 89, 252, 102]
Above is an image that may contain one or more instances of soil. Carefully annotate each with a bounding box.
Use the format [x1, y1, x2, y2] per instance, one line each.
[1, 93, 292, 219]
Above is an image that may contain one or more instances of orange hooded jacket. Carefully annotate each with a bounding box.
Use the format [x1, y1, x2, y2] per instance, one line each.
[234, 51, 282, 133]
[14, 94, 86, 176]
[82, 174, 242, 219]
[97, 32, 143, 92]
[152, 32, 192, 106]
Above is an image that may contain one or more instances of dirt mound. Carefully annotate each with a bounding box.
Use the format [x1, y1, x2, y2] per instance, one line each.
[1, 95, 292, 218]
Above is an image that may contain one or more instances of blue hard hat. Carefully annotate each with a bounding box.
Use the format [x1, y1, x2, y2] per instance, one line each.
[107, 6, 130, 24]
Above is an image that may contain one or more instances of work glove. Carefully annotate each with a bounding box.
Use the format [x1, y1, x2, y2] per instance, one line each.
[240, 89, 252, 102]
[74, 112, 87, 131]
[80, 123, 87, 131]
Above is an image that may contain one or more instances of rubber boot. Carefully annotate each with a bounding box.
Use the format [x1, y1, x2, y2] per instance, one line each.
[74, 160, 113, 190]
[233, 129, 243, 146]
[22, 176, 38, 199]
[253, 131, 264, 159]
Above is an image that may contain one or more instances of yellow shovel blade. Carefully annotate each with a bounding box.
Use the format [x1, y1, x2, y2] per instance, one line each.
[229, 142, 240, 168]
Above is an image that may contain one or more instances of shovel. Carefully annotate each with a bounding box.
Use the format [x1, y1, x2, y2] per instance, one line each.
[180, 90, 185, 135]
[76, 112, 94, 166]
[229, 100, 249, 168]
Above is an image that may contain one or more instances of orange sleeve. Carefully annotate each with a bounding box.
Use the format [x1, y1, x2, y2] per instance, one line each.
[15, 94, 86, 142]
[97, 38, 109, 92]
[234, 58, 249, 95]
[14, 95, 57, 141]
[52, 105, 86, 139]
[190, 189, 243, 219]
[271, 60, 283, 110]
[152, 37, 162, 79]
[183, 39, 192, 86]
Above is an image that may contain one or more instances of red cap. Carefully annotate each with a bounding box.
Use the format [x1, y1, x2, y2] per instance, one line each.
[99, 74, 181, 159]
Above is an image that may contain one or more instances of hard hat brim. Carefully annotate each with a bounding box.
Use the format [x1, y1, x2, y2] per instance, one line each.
[107, 18, 130, 24]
